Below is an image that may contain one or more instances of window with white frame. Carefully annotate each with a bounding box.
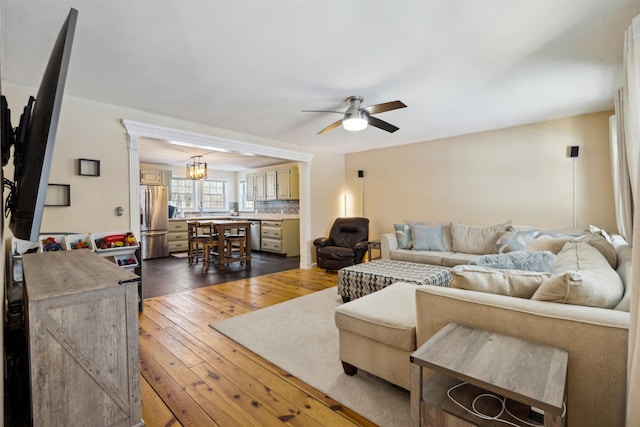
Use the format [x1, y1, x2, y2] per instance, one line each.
[170, 178, 228, 212]
[202, 179, 226, 211]
[170, 178, 196, 210]
[239, 179, 254, 211]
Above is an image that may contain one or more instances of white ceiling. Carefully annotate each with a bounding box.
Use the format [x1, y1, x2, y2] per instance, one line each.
[1, 1, 638, 170]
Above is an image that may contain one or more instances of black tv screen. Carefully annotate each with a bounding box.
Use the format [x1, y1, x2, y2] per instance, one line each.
[8, 8, 77, 242]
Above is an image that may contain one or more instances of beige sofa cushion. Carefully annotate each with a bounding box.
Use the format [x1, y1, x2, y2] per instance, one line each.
[441, 252, 481, 267]
[449, 265, 552, 298]
[450, 221, 511, 255]
[390, 248, 447, 265]
[532, 242, 624, 309]
[335, 282, 417, 352]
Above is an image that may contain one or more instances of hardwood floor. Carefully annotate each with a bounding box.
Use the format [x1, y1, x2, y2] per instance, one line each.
[142, 251, 301, 298]
[139, 267, 376, 426]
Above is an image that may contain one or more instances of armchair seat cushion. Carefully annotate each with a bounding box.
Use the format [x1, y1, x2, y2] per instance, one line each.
[317, 245, 357, 260]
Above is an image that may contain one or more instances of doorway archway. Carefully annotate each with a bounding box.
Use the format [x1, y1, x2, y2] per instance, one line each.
[122, 119, 314, 269]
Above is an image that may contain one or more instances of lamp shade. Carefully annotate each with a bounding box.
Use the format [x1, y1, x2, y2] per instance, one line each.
[186, 156, 207, 180]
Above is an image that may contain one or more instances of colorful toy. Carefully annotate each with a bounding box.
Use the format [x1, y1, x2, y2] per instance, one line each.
[41, 237, 63, 252]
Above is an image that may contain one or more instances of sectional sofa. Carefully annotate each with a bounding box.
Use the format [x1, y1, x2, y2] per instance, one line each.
[335, 221, 630, 427]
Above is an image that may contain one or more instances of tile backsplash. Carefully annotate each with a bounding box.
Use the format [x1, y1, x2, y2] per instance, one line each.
[254, 200, 299, 214]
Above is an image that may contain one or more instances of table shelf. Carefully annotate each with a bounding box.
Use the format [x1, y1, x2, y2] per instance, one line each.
[411, 323, 567, 427]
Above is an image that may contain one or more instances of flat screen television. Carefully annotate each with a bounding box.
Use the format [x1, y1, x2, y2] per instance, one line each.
[2, 8, 78, 242]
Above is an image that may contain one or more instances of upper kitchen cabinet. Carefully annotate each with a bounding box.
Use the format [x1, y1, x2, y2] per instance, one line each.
[140, 169, 171, 186]
[247, 172, 266, 201]
[275, 167, 299, 200]
[140, 169, 162, 185]
[265, 170, 277, 200]
[248, 165, 298, 201]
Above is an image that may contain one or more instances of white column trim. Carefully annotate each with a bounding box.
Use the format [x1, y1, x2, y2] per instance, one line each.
[126, 133, 141, 239]
[297, 161, 312, 269]
[120, 119, 314, 269]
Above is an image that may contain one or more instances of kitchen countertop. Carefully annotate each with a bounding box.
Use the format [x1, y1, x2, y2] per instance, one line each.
[169, 214, 299, 221]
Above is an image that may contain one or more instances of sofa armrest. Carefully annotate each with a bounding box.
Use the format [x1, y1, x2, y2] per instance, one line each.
[313, 237, 333, 249]
[352, 240, 369, 263]
[380, 233, 397, 259]
[415, 285, 629, 427]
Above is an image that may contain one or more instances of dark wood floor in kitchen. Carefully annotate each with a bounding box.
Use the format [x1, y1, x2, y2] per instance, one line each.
[142, 251, 301, 298]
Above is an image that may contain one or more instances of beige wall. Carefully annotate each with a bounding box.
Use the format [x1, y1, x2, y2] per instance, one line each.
[2, 82, 345, 266]
[346, 111, 616, 240]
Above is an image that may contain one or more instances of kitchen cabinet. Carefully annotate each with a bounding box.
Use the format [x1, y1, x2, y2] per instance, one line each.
[276, 167, 299, 200]
[248, 166, 299, 201]
[168, 219, 189, 252]
[140, 169, 163, 185]
[266, 170, 277, 200]
[22, 250, 143, 427]
[161, 170, 172, 186]
[247, 172, 266, 201]
[255, 167, 300, 200]
[140, 169, 171, 186]
[261, 219, 300, 256]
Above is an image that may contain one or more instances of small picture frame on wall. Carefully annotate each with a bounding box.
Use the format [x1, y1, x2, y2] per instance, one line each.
[45, 184, 71, 206]
[78, 158, 100, 176]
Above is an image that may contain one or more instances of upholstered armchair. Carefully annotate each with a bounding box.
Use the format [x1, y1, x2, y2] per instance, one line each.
[314, 217, 369, 270]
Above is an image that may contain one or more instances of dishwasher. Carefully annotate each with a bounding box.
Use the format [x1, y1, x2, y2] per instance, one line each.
[250, 220, 261, 251]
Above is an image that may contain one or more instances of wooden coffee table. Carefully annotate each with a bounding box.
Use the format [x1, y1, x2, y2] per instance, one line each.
[410, 323, 568, 427]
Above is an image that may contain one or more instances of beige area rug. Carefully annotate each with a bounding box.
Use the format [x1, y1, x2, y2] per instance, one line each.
[170, 252, 189, 258]
[210, 287, 410, 426]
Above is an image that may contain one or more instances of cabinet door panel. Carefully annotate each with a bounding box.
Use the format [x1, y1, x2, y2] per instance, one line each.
[266, 170, 277, 200]
[140, 170, 162, 185]
[255, 173, 266, 200]
[276, 169, 291, 199]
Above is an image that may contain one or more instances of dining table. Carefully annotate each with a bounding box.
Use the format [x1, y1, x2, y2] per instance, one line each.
[201, 220, 252, 271]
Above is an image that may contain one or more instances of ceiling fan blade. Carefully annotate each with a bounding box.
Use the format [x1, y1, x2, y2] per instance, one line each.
[368, 116, 399, 133]
[363, 100, 407, 115]
[318, 119, 343, 135]
[301, 109, 343, 114]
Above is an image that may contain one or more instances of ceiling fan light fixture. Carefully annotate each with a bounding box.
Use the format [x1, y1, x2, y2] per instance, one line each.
[342, 109, 368, 131]
[186, 156, 207, 180]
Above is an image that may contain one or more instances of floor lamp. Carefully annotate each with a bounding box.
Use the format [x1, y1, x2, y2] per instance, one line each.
[358, 170, 364, 217]
[568, 145, 579, 227]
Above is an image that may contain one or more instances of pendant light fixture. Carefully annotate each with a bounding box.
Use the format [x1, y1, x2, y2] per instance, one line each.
[186, 156, 207, 180]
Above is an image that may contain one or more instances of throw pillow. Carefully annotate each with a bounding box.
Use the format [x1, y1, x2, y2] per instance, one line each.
[450, 221, 511, 255]
[440, 224, 453, 251]
[494, 229, 539, 253]
[576, 232, 617, 269]
[410, 224, 446, 252]
[449, 265, 552, 299]
[588, 225, 612, 243]
[531, 242, 624, 309]
[471, 251, 556, 273]
[524, 235, 576, 254]
[394, 224, 412, 249]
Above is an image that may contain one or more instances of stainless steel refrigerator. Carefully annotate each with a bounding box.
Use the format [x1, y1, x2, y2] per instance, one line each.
[140, 185, 169, 259]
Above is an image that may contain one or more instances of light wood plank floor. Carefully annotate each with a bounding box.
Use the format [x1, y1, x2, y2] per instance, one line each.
[139, 267, 376, 426]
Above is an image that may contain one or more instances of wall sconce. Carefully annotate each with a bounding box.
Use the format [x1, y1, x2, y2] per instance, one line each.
[186, 156, 207, 180]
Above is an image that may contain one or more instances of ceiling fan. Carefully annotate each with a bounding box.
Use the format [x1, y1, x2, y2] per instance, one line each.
[302, 96, 407, 135]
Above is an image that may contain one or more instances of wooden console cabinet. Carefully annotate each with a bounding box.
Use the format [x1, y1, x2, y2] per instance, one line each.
[22, 250, 144, 426]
